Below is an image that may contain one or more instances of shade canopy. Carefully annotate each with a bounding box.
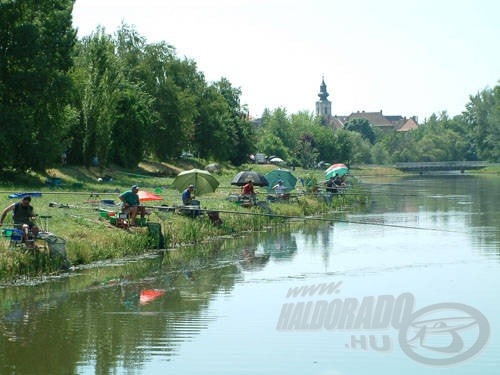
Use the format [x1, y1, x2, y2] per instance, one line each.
[325, 163, 349, 179]
[172, 169, 219, 195]
[138, 190, 163, 202]
[264, 169, 298, 192]
[231, 171, 269, 187]
[269, 157, 285, 164]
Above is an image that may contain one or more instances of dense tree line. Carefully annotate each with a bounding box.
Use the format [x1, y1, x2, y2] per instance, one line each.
[1, 1, 253, 173]
[66, 23, 254, 168]
[0, 0, 75, 172]
[1, 1, 498, 174]
[256, 84, 499, 166]
[370, 84, 499, 164]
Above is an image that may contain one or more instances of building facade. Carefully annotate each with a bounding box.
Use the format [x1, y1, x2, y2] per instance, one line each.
[315, 79, 418, 132]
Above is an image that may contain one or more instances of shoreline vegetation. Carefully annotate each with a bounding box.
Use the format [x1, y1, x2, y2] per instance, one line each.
[1, 162, 498, 281]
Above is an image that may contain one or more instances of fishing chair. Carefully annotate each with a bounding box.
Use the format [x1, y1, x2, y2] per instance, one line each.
[119, 205, 149, 227]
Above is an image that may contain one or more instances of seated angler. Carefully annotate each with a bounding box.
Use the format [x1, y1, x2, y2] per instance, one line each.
[181, 184, 201, 216]
[241, 180, 257, 204]
[182, 184, 195, 205]
[272, 180, 289, 198]
[119, 185, 146, 226]
[325, 176, 338, 194]
[0, 195, 40, 243]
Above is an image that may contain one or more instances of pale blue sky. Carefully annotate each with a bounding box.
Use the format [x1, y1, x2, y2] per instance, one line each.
[72, 0, 499, 122]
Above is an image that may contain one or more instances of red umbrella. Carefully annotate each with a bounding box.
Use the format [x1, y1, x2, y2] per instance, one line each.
[138, 190, 163, 201]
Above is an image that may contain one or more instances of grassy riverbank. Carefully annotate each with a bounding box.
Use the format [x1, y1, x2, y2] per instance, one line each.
[0, 161, 368, 280]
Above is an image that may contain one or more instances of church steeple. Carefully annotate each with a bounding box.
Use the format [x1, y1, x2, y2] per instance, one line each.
[316, 76, 332, 120]
[318, 77, 329, 101]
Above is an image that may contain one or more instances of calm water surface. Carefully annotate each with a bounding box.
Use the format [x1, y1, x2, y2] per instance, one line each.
[1, 174, 499, 374]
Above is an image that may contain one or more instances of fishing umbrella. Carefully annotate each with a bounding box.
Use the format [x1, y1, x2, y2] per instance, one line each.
[172, 169, 219, 195]
[231, 171, 269, 187]
[264, 169, 298, 192]
[325, 163, 349, 179]
[269, 157, 285, 164]
[137, 190, 163, 202]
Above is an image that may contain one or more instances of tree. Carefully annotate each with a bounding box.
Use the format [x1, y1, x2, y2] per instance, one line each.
[71, 29, 122, 166]
[463, 85, 500, 161]
[295, 133, 319, 168]
[259, 108, 296, 150]
[195, 84, 232, 160]
[256, 134, 289, 161]
[371, 143, 391, 164]
[211, 78, 254, 165]
[109, 84, 155, 167]
[348, 132, 372, 163]
[0, 0, 76, 172]
[344, 118, 377, 144]
[140, 49, 202, 160]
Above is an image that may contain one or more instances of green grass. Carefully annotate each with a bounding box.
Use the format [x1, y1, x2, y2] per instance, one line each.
[0, 160, 367, 281]
[472, 164, 500, 175]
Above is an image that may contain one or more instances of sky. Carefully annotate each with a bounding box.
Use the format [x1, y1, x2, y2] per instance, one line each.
[72, 0, 499, 122]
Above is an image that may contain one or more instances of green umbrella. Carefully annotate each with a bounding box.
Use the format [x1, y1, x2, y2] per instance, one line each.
[172, 169, 219, 195]
[264, 169, 298, 192]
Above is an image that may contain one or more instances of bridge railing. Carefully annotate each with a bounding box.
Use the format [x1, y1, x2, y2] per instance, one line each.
[395, 161, 488, 171]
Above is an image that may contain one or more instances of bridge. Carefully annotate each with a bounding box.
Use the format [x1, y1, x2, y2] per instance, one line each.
[395, 161, 488, 173]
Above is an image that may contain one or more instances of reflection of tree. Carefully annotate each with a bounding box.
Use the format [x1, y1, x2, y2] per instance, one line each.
[0, 254, 240, 374]
[188, 229, 300, 262]
[258, 229, 298, 260]
[0, 284, 80, 374]
[299, 221, 332, 248]
[362, 175, 500, 253]
[239, 248, 270, 271]
[472, 176, 500, 253]
[1, 229, 305, 373]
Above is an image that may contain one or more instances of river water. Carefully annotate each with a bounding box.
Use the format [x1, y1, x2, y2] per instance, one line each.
[1, 174, 499, 374]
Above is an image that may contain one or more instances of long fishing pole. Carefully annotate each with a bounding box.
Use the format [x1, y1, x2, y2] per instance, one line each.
[148, 205, 462, 233]
[42, 198, 462, 233]
[0, 190, 118, 196]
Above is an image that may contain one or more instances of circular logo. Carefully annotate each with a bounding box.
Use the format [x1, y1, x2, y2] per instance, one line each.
[399, 302, 490, 366]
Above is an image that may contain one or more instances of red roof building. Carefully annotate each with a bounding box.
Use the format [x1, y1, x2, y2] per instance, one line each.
[315, 79, 419, 132]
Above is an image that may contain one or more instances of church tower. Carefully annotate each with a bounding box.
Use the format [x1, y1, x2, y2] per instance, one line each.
[315, 77, 332, 120]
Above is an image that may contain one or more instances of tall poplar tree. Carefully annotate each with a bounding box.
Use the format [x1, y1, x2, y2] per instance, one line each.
[0, 0, 76, 172]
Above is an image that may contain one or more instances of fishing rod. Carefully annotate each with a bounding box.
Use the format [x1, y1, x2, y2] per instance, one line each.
[0, 189, 423, 199]
[42, 197, 462, 234]
[147, 205, 462, 233]
[0, 190, 118, 196]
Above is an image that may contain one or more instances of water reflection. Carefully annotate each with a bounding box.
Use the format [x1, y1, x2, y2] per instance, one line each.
[0, 174, 498, 374]
[259, 229, 298, 260]
[0, 228, 305, 373]
[0, 254, 244, 374]
[360, 174, 500, 254]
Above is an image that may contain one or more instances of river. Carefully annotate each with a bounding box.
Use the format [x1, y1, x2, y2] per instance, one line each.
[1, 174, 499, 374]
